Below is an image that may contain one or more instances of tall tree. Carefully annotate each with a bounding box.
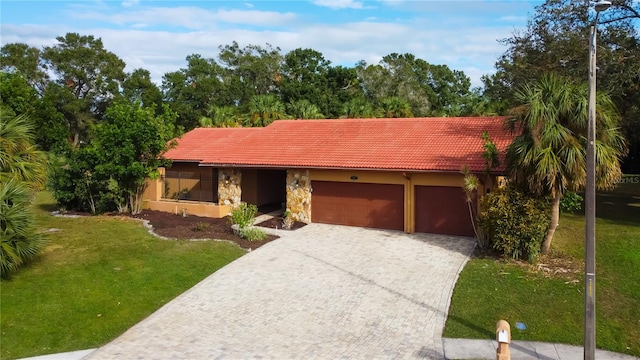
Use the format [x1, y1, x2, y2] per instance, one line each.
[356, 56, 431, 116]
[162, 54, 227, 130]
[484, 0, 640, 172]
[42, 33, 126, 147]
[324, 65, 362, 118]
[0, 43, 48, 94]
[217, 42, 283, 108]
[506, 74, 626, 253]
[122, 68, 163, 114]
[0, 72, 68, 153]
[357, 53, 472, 117]
[50, 102, 178, 214]
[280, 48, 331, 114]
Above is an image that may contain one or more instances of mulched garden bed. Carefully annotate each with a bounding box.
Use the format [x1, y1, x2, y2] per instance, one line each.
[254, 217, 307, 231]
[131, 210, 279, 250]
[54, 208, 307, 251]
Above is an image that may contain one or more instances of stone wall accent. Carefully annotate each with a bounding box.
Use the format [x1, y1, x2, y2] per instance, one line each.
[218, 168, 242, 207]
[286, 169, 312, 223]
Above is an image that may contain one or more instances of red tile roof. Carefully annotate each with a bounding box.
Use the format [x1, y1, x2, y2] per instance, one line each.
[163, 117, 515, 173]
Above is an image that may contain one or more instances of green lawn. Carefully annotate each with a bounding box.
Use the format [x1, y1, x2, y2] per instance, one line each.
[0, 192, 246, 360]
[444, 186, 640, 356]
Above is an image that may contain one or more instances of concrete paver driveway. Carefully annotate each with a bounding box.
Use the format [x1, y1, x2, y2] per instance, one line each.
[86, 224, 475, 359]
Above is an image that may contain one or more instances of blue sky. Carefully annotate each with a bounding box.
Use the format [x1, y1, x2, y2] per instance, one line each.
[1, 0, 545, 87]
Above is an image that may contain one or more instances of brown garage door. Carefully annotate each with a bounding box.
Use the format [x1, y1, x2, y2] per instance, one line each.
[415, 186, 475, 237]
[311, 181, 404, 230]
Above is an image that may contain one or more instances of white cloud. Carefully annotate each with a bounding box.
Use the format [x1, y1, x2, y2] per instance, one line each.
[312, 0, 364, 10]
[121, 0, 139, 8]
[66, 6, 297, 29]
[1, 2, 533, 88]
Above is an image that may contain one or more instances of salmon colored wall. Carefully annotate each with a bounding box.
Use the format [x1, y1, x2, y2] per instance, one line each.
[310, 169, 406, 184]
[142, 199, 231, 218]
[143, 167, 495, 233]
[142, 167, 164, 201]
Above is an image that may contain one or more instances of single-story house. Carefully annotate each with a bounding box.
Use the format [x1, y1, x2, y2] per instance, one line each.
[142, 117, 514, 237]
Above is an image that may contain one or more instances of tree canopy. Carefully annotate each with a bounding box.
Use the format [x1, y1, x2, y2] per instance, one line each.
[484, 0, 640, 172]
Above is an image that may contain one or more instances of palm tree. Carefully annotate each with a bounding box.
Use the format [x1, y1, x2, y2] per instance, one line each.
[0, 113, 48, 277]
[507, 74, 626, 253]
[341, 98, 380, 119]
[1, 178, 44, 277]
[248, 94, 288, 126]
[287, 100, 325, 119]
[199, 105, 241, 128]
[0, 113, 48, 189]
[380, 97, 413, 118]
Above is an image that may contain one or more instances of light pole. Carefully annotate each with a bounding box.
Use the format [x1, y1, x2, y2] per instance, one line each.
[585, 1, 611, 359]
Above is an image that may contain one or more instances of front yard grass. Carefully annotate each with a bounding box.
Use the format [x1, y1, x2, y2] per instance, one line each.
[444, 187, 640, 357]
[0, 192, 246, 360]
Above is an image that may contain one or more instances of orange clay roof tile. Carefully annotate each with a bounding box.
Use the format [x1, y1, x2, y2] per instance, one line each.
[163, 117, 514, 173]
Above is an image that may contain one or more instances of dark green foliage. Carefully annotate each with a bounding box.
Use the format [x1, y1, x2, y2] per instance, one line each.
[560, 191, 583, 213]
[479, 185, 551, 262]
[481, 131, 500, 173]
[49, 101, 178, 214]
[0, 72, 69, 153]
[0, 178, 45, 278]
[42, 33, 127, 147]
[0, 114, 47, 278]
[483, 0, 640, 172]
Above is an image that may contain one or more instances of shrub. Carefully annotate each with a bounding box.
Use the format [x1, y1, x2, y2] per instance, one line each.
[560, 191, 583, 213]
[228, 203, 258, 229]
[191, 222, 211, 232]
[281, 210, 294, 230]
[239, 227, 267, 242]
[0, 178, 45, 278]
[478, 185, 551, 262]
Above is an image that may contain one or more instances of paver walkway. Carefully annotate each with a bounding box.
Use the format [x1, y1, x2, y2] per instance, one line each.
[86, 224, 476, 359]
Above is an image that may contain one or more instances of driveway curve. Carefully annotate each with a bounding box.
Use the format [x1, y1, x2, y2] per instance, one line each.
[86, 224, 476, 359]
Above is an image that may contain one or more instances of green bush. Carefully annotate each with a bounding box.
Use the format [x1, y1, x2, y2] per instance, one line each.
[0, 178, 45, 278]
[560, 191, 583, 213]
[228, 203, 258, 229]
[239, 227, 267, 242]
[478, 185, 551, 262]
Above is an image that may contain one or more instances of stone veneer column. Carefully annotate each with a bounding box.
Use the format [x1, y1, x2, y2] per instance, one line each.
[286, 169, 312, 223]
[218, 168, 242, 207]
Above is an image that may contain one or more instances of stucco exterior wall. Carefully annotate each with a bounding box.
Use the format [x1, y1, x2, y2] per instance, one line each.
[142, 199, 231, 218]
[143, 167, 496, 235]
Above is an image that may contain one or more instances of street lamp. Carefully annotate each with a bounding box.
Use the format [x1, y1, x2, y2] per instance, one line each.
[585, 1, 611, 359]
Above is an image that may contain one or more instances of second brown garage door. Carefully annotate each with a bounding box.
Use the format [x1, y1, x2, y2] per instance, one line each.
[415, 185, 475, 237]
[311, 181, 404, 230]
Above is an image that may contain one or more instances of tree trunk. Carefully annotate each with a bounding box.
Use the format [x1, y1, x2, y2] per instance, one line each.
[541, 192, 562, 254]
